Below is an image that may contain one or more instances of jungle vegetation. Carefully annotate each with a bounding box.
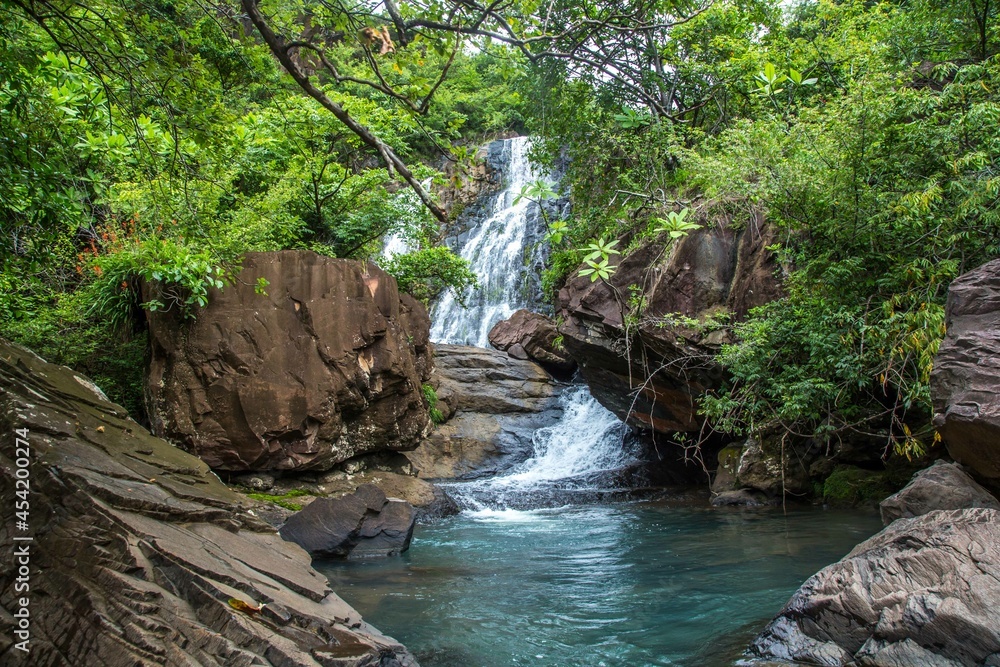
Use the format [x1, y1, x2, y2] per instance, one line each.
[1, 0, 997, 452]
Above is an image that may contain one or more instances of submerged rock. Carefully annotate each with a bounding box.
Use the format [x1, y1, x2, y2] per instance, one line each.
[146, 250, 433, 472]
[280, 485, 416, 558]
[404, 344, 565, 479]
[0, 338, 417, 666]
[750, 508, 1000, 666]
[488, 309, 576, 373]
[932, 258, 1000, 490]
[880, 460, 1000, 525]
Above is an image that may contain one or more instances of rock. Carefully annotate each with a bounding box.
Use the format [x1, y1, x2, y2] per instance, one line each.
[710, 489, 772, 507]
[0, 338, 417, 666]
[711, 444, 743, 494]
[736, 436, 813, 497]
[404, 345, 565, 479]
[280, 485, 416, 558]
[232, 471, 276, 491]
[880, 460, 1000, 525]
[146, 250, 433, 472]
[557, 212, 782, 433]
[821, 465, 898, 508]
[750, 508, 1000, 666]
[932, 258, 1000, 489]
[488, 309, 576, 373]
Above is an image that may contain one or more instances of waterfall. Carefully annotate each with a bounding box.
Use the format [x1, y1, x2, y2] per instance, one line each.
[445, 386, 636, 512]
[427, 136, 637, 514]
[430, 136, 554, 347]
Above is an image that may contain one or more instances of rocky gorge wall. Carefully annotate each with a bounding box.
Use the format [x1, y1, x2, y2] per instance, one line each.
[555, 211, 782, 434]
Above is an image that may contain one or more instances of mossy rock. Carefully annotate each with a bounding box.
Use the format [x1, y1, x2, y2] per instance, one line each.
[822, 465, 902, 507]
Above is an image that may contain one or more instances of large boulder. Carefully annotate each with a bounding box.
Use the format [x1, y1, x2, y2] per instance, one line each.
[404, 344, 565, 479]
[932, 258, 1000, 489]
[750, 508, 1000, 666]
[279, 485, 416, 558]
[146, 250, 433, 472]
[880, 460, 1000, 525]
[0, 338, 417, 666]
[556, 212, 782, 433]
[488, 309, 575, 373]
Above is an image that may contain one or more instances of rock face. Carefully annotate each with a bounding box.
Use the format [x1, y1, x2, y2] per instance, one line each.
[280, 485, 416, 558]
[146, 250, 432, 472]
[750, 508, 1000, 666]
[488, 309, 575, 373]
[880, 460, 1000, 525]
[404, 344, 564, 479]
[932, 258, 1000, 489]
[0, 338, 417, 666]
[556, 212, 782, 433]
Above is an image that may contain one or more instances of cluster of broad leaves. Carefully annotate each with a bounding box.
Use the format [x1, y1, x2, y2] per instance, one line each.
[526, 0, 1000, 456]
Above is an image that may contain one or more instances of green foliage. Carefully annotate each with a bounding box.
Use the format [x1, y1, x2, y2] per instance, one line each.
[652, 208, 700, 239]
[382, 247, 477, 304]
[579, 237, 620, 282]
[422, 383, 445, 424]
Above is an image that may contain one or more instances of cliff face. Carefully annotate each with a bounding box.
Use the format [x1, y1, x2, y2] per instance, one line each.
[932, 257, 1000, 490]
[0, 338, 417, 666]
[556, 212, 783, 434]
[146, 250, 432, 472]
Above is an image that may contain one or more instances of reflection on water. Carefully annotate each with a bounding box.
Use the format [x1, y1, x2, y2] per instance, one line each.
[318, 502, 882, 667]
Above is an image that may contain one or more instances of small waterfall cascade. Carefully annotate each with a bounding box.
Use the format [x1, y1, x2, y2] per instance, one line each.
[430, 136, 556, 347]
[445, 386, 636, 512]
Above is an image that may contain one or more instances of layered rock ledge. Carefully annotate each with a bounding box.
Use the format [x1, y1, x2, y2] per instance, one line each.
[0, 339, 417, 666]
[146, 250, 432, 472]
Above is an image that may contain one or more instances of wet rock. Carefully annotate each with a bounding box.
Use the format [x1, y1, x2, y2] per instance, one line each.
[557, 212, 782, 433]
[750, 508, 1000, 666]
[405, 345, 565, 479]
[932, 258, 1000, 489]
[711, 444, 743, 494]
[146, 250, 432, 472]
[0, 338, 417, 666]
[280, 485, 416, 558]
[880, 460, 1000, 525]
[710, 489, 772, 507]
[488, 309, 576, 373]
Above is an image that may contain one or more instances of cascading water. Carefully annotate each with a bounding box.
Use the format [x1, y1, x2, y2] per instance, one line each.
[430, 136, 555, 347]
[446, 385, 636, 513]
[427, 136, 636, 513]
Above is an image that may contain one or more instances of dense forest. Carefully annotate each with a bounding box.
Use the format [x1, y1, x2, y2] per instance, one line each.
[2, 0, 998, 458]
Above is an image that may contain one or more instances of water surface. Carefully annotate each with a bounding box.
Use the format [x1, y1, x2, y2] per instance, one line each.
[319, 502, 882, 667]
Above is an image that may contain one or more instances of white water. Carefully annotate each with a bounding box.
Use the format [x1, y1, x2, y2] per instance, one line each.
[430, 136, 556, 347]
[448, 386, 635, 512]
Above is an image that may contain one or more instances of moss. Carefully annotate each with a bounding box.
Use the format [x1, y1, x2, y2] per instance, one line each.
[243, 488, 311, 511]
[822, 466, 898, 507]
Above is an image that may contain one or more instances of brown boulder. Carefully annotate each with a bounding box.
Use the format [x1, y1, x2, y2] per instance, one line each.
[279, 485, 416, 558]
[146, 250, 433, 472]
[932, 258, 1000, 489]
[557, 212, 782, 433]
[488, 309, 576, 372]
[0, 338, 417, 666]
